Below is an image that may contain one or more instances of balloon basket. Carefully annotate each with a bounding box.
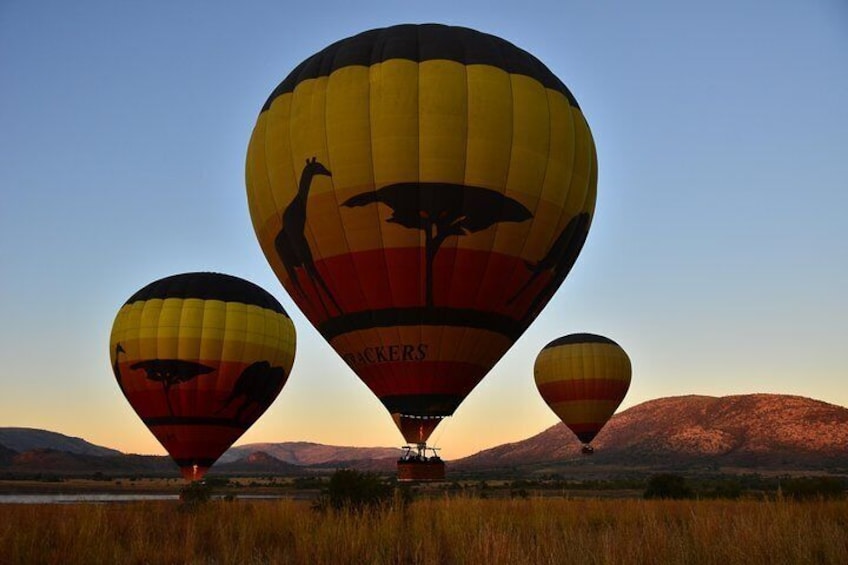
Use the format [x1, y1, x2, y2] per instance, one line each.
[397, 444, 445, 482]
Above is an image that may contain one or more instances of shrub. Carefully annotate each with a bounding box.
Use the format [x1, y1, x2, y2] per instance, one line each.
[316, 469, 393, 512]
[781, 476, 845, 500]
[179, 480, 212, 509]
[644, 474, 694, 499]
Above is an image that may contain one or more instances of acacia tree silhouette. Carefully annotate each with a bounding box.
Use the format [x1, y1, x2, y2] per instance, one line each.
[343, 182, 532, 307]
[129, 359, 214, 416]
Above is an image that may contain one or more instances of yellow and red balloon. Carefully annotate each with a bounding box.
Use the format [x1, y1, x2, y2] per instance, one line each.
[109, 272, 296, 480]
[534, 334, 631, 449]
[246, 24, 597, 443]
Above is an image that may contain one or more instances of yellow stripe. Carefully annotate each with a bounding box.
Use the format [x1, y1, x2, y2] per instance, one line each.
[246, 60, 596, 251]
[110, 299, 295, 368]
[534, 343, 631, 385]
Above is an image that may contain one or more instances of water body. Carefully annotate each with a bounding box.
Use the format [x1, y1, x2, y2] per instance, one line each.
[0, 493, 292, 504]
[0, 493, 179, 504]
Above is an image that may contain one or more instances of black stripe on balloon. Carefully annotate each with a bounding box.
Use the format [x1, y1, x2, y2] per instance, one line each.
[125, 272, 289, 316]
[173, 457, 218, 468]
[262, 24, 579, 111]
[380, 394, 464, 418]
[543, 333, 619, 349]
[316, 307, 526, 341]
[143, 416, 249, 430]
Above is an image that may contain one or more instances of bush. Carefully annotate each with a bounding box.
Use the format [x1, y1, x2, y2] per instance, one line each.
[701, 478, 744, 500]
[781, 476, 845, 500]
[316, 469, 393, 512]
[179, 480, 212, 509]
[644, 474, 693, 500]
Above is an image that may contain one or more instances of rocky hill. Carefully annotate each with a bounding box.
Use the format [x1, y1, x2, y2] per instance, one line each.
[220, 442, 401, 466]
[211, 451, 307, 476]
[0, 428, 122, 457]
[2, 394, 846, 477]
[454, 394, 848, 473]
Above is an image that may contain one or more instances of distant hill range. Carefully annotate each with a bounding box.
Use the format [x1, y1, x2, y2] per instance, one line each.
[1, 394, 846, 478]
[219, 442, 401, 466]
[453, 394, 848, 475]
[0, 428, 122, 458]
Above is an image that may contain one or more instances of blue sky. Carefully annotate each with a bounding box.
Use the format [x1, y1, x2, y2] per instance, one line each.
[1, 1, 846, 459]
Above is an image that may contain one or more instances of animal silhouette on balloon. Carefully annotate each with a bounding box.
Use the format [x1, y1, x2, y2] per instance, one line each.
[275, 157, 341, 316]
[218, 361, 288, 424]
[508, 212, 591, 319]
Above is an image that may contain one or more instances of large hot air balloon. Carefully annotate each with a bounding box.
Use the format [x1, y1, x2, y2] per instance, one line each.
[109, 272, 296, 481]
[245, 24, 597, 474]
[534, 334, 631, 454]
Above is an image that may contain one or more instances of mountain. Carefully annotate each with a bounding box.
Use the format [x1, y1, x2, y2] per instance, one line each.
[0, 444, 16, 466]
[454, 394, 848, 473]
[0, 428, 122, 457]
[220, 442, 401, 466]
[2, 394, 846, 478]
[211, 451, 307, 476]
[4, 449, 176, 476]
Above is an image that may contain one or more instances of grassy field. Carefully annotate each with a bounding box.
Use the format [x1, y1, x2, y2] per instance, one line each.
[2, 497, 847, 564]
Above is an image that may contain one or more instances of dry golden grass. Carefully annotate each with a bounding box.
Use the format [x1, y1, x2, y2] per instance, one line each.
[2, 497, 846, 564]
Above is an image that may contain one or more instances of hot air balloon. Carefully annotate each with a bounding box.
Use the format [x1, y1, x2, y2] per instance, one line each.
[109, 272, 296, 481]
[245, 24, 597, 479]
[534, 334, 631, 454]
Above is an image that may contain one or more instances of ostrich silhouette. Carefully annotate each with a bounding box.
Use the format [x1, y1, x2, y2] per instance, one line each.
[507, 212, 591, 307]
[275, 157, 341, 316]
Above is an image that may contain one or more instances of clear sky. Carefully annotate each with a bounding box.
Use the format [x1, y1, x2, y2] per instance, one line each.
[1, 1, 846, 460]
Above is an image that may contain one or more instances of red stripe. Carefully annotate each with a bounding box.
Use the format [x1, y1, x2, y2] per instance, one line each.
[116, 360, 284, 422]
[351, 361, 487, 400]
[566, 423, 605, 434]
[286, 248, 553, 324]
[147, 424, 245, 466]
[537, 379, 630, 405]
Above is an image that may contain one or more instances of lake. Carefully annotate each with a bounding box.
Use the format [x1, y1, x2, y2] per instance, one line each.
[0, 493, 293, 504]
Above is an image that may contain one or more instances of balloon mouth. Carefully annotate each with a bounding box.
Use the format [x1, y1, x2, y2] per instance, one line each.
[392, 413, 445, 445]
[380, 394, 463, 417]
[179, 464, 210, 482]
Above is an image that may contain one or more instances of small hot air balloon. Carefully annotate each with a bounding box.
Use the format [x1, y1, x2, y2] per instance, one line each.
[109, 272, 296, 481]
[534, 333, 631, 454]
[245, 24, 597, 478]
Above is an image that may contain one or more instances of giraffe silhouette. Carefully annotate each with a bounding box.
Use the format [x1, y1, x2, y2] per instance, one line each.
[507, 212, 591, 308]
[275, 157, 342, 316]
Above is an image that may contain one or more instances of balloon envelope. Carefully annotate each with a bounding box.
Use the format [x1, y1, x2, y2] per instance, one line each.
[534, 333, 631, 446]
[246, 24, 597, 441]
[109, 272, 296, 480]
